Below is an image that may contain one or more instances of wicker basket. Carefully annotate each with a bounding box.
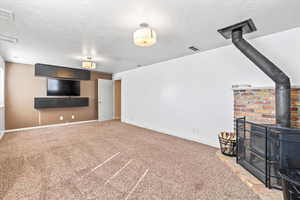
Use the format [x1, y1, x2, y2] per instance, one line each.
[218, 132, 237, 156]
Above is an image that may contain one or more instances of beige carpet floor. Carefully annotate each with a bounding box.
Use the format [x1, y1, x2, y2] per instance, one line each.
[0, 121, 261, 200]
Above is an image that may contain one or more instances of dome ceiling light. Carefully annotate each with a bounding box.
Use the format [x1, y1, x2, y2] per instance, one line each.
[133, 23, 157, 47]
[82, 57, 96, 69]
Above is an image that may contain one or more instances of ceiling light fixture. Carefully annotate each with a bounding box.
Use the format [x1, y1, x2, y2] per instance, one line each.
[0, 33, 18, 43]
[82, 57, 96, 69]
[133, 23, 157, 47]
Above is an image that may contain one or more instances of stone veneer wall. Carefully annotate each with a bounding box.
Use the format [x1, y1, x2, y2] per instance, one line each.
[234, 88, 300, 128]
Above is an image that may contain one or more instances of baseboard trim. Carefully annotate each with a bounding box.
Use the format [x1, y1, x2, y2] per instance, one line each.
[5, 120, 98, 133]
[124, 120, 219, 148]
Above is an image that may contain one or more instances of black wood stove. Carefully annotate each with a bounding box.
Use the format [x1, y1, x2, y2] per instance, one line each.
[236, 117, 300, 189]
[218, 19, 300, 192]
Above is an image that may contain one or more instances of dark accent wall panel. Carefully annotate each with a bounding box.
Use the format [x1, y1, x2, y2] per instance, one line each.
[35, 63, 91, 80]
[34, 97, 89, 109]
[6, 62, 112, 129]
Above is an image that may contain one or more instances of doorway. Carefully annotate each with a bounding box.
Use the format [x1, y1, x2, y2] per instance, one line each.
[98, 79, 113, 121]
[114, 80, 121, 120]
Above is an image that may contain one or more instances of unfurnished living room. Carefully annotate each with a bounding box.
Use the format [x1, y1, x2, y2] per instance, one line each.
[1, 1, 300, 200]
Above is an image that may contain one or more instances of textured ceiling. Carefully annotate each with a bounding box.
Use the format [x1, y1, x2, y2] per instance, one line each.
[0, 0, 300, 73]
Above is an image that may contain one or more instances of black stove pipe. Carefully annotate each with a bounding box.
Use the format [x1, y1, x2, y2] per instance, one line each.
[231, 29, 291, 127]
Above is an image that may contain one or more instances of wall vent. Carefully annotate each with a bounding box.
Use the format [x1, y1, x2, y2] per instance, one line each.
[188, 46, 200, 52]
[0, 8, 14, 21]
[0, 34, 18, 43]
[232, 84, 252, 89]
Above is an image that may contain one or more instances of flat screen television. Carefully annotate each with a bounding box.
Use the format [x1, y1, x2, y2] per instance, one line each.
[47, 79, 80, 96]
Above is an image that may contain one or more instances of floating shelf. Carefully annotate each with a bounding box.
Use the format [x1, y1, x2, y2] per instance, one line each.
[35, 63, 91, 80]
[34, 97, 89, 109]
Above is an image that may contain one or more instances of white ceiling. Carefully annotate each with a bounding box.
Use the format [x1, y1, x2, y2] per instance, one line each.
[0, 0, 300, 73]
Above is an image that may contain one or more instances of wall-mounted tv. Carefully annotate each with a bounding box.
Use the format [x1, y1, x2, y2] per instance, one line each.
[47, 79, 80, 96]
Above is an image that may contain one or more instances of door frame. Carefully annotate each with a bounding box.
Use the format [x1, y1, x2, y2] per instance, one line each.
[98, 79, 113, 121]
[114, 79, 121, 120]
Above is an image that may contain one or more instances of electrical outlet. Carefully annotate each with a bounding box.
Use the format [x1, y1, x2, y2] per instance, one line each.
[71, 115, 75, 119]
[59, 116, 64, 121]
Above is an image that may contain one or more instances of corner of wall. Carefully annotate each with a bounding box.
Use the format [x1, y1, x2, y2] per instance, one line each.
[0, 56, 4, 134]
[0, 131, 4, 140]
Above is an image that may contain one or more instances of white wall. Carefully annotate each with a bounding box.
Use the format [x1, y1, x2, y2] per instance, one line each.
[0, 56, 4, 139]
[114, 27, 300, 147]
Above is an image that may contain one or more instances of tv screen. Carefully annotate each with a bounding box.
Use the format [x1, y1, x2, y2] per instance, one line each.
[47, 79, 80, 96]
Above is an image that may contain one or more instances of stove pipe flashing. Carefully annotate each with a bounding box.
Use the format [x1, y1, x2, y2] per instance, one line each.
[218, 19, 291, 127]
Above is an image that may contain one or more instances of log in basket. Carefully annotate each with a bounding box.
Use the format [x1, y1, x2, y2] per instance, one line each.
[218, 132, 237, 156]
